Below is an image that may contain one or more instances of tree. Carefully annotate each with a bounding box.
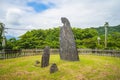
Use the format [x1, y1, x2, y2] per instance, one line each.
[0, 22, 5, 50]
[5, 26, 120, 50]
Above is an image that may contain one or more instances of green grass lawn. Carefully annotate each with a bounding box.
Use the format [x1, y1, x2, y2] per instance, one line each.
[0, 55, 120, 80]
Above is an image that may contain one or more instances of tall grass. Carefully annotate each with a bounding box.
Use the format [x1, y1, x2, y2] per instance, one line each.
[0, 55, 120, 80]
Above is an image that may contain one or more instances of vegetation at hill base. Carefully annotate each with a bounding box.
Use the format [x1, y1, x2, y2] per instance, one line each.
[0, 24, 120, 50]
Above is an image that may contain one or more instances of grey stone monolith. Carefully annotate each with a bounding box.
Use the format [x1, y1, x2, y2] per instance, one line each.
[41, 46, 50, 67]
[60, 17, 79, 61]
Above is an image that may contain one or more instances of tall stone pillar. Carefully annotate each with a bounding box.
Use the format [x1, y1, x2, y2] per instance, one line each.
[60, 17, 79, 61]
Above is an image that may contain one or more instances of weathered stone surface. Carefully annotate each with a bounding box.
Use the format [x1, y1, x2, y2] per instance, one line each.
[41, 46, 50, 67]
[60, 17, 79, 61]
[35, 60, 40, 64]
[50, 63, 58, 73]
[34, 60, 40, 67]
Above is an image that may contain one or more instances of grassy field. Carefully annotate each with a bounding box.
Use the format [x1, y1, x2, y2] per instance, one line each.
[0, 55, 120, 80]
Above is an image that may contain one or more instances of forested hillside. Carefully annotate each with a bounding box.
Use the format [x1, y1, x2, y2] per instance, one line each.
[3, 25, 120, 50]
[94, 25, 120, 35]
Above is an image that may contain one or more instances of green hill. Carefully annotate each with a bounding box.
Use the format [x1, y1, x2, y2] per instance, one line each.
[93, 25, 120, 35]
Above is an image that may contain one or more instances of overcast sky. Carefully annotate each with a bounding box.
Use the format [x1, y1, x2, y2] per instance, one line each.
[0, 0, 120, 37]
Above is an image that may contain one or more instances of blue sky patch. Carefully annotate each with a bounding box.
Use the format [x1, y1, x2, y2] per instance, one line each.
[27, 2, 55, 12]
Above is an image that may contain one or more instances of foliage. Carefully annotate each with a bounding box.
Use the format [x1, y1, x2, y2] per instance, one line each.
[0, 22, 4, 50]
[6, 38, 20, 50]
[94, 25, 120, 35]
[17, 28, 60, 49]
[15, 27, 98, 49]
[0, 24, 120, 50]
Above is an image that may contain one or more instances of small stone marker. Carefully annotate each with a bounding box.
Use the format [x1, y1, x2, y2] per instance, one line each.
[34, 60, 40, 67]
[41, 46, 50, 68]
[50, 63, 58, 73]
[36, 60, 40, 64]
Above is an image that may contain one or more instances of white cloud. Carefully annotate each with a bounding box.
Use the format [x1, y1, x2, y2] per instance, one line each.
[0, 0, 120, 37]
[6, 8, 22, 25]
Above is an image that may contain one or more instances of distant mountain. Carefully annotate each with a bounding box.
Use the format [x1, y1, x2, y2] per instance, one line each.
[6, 35, 18, 40]
[93, 25, 120, 35]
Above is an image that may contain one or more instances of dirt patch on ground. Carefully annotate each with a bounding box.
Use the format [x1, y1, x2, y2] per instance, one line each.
[0, 75, 11, 80]
[0, 64, 5, 67]
[76, 74, 88, 80]
[13, 70, 36, 76]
